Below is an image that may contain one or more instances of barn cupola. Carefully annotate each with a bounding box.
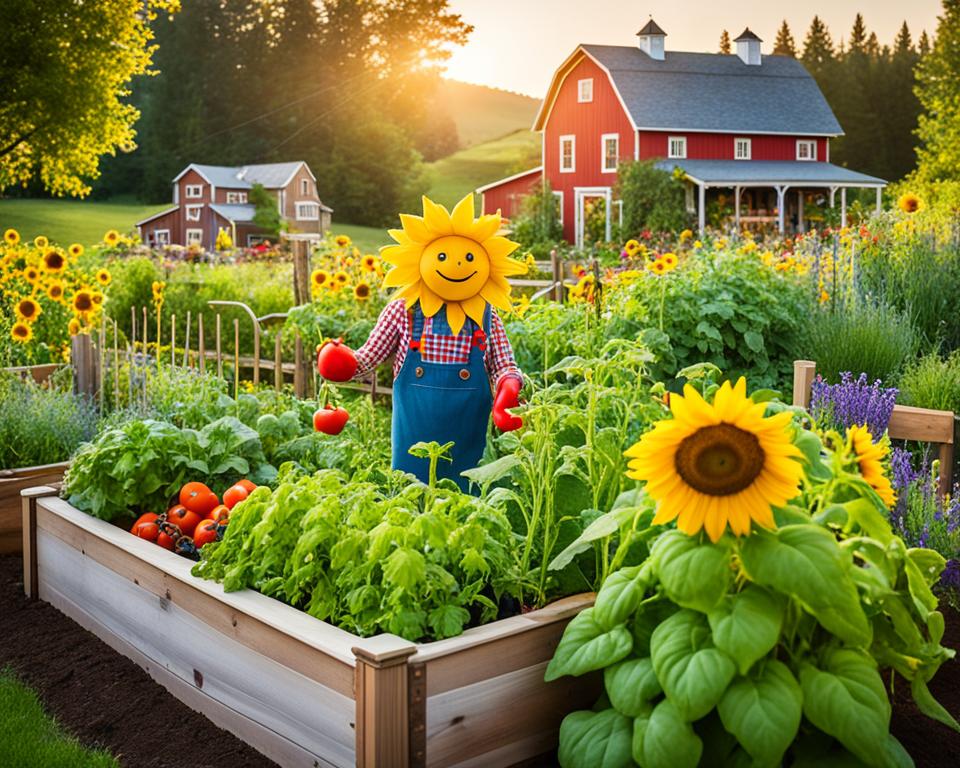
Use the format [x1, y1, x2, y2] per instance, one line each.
[636, 18, 666, 61]
[735, 28, 763, 65]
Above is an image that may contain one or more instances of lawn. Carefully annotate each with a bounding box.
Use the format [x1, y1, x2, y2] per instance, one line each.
[0, 197, 169, 247]
[0, 669, 117, 768]
[328, 222, 392, 253]
[439, 80, 539, 148]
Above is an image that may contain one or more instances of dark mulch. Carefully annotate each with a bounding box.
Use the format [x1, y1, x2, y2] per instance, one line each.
[0, 555, 276, 768]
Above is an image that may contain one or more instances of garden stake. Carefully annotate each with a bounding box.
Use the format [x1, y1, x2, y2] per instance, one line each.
[171, 314, 176, 368]
[215, 314, 222, 378]
[183, 310, 191, 368]
[113, 320, 119, 408]
[274, 334, 282, 392]
[234, 318, 240, 399]
[198, 314, 205, 374]
[98, 320, 106, 412]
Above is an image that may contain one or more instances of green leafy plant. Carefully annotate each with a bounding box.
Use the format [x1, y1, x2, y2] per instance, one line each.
[899, 350, 960, 413]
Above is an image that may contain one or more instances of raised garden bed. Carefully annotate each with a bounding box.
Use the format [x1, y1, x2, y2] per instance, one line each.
[21, 487, 597, 768]
[0, 462, 68, 554]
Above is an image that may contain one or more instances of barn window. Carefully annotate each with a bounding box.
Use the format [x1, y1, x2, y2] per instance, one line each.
[185, 184, 203, 198]
[796, 140, 817, 161]
[735, 138, 752, 160]
[225, 191, 247, 204]
[559, 135, 576, 173]
[185, 204, 202, 222]
[601, 134, 619, 173]
[553, 190, 564, 226]
[154, 229, 170, 246]
[577, 78, 593, 103]
[296, 202, 320, 220]
[186, 228, 203, 246]
[668, 136, 687, 159]
[301, 178, 311, 196]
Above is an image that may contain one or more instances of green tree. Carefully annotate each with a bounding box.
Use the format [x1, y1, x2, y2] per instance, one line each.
[250, 183, 282, 236]
[802, 16, 836, 79]
[719, 30, 732, 54]
[511, 181, 563, 250]
[0, 0, 180, 197]
[914, 0, 960, 181]
[617, 161, 688, 235]
[773, 21, 798, 57]
[919, 30, 931, 55]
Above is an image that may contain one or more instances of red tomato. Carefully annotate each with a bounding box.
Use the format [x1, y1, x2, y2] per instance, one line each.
[235, 479, 257, 493]
[316, 338, 358, 381]
[313, 404, 349, 435]
[166, 504, 203, 537]
[222, 484, 248, 510]
[130, 512, 158, 534]
[208, 505, 231, 523]
[193, 519, 218, 548]
[157, 531, 177, 550]
[134, 522, 159, 542]
[180, 482, 219, 516]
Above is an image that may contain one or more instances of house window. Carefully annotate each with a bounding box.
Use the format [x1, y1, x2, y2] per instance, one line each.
[185, 204, 202, 222]
[300, 178, 311, 196]
[186, 228, 203, 246]
[668, 136, 687, 159]
[552, 190, 564, 226]
[225, 191, 247, 204]
[559, 135, 575, 173]
[601, 133, 619, 173]
[185, 184, 203, 198]
[735, 138, 752, 160]
[154, 229, 170, 246]
[296, 202, 320, 221]
[797, 140, 817, 161]
[577, 78, 593, 103]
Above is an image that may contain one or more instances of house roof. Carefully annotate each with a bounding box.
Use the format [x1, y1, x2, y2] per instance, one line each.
[173, 161, 312, 189]
[135, 206, 179, 227]
[210, 203, 257, 223]
[534, 46, 843, 136]
[735, 28, 762, 42]
[476, 166, 542, 193]
[656, 159, 886, 186]
[637, 19, 666, 36]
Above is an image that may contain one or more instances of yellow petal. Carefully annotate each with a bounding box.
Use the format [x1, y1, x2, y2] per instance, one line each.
[484, 236, 521, 264]
[468, 213, 501, 243]
[450, 194, 476, 234]
[382, 262, 420, 288]
[462, 294, 487, 327]
[421, 196, 453, 236]
[399, 214, 433, 244]
[420, 284, 443, 316]
[446, 301, 466, 335]
[387, 228, 411, 245]
[479, 281, 512, 310]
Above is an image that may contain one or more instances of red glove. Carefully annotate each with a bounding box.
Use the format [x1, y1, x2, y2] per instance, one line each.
[493, 377, 523, 432]
[316, 339, 358, 382]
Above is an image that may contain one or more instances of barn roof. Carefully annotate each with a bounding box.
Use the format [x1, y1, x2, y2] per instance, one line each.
[534, 46, 843, 136]
[173, 161, 312, 189]
[209, 203, 257, 223]
[657, 159, 886, 186]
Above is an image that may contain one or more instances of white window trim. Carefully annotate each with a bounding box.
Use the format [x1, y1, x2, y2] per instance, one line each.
[185, 184, 203, 198]
[247, 234, 270, 247]
[295, 201, 320, 221]
[154, 229, 170, 245]
[668, 136, 687, 159]
[552, 190, 564, 227]
[735, 137, 752, 160]
[577, 78, 593, 103]
[185, 204, 203, 222]
[559, 134, 576, 173]
[796, 140, 817, 161]
[300, 178, 310, 195]
[601, 133, 620, 173]
[185, 228, 204, 246]
[225, 191, 247, 204]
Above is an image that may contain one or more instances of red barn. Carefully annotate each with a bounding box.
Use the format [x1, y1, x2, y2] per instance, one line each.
[478, 20, 885, 244]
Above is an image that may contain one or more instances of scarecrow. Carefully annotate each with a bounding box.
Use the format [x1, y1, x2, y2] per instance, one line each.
[317, 194, 526, 489]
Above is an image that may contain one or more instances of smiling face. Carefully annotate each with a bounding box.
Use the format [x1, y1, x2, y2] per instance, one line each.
[419, 235, 491, 302]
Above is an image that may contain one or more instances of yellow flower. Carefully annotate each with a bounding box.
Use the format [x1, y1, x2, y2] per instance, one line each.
[16, 296, 42, 323]
[648, 259, 667, 276]
[92, 291, 104, 305]
[625, 378, 805, 542]
[95, 268, 111, 286]
[819, 290, 830, 304]
[361, 254, 379, 273]
[68, 243, 84, 258]
[679, 229, 693, 242]
[46, 280, 65, 301]
[661, 253, 678, 271]
[104, 230, 120, 246]
[693, 240, 703, 249]
[334, 234, 351, 248]
[848, 425, 896, 507]
[334, 270, 349, 285]
[10, 322, 32, 343]
[624, 239, 641, 254]
[34, 235, 48, 249]
[311, 269, 330, 288]
[24, 266, 40, 284]
[4, 228, 20, 245]
[68, 318, 81, 336]
[897, 193, 922, 215]
[43, 249, 66, 273]
[354, 282, 371, 301]
[72, 289, 95, 315]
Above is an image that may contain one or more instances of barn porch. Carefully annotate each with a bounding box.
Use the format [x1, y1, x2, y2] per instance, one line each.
[656, 159, 887, 235]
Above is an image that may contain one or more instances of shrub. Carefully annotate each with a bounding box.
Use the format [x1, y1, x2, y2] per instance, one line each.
[511, 181, 564, 250]
[616, 160, 689, 236]
[900, 350, 960, 413]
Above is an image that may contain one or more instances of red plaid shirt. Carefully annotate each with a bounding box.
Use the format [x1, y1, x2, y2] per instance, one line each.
[354, 299, 522, 390]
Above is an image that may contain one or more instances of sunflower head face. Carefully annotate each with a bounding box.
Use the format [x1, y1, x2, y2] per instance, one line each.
[381, 194, 526, 334]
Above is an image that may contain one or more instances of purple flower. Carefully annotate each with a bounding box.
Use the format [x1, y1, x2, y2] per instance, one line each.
[890, 447, 919, 491]
[941, 559, 960, 589]
[810, 372, 898, 439]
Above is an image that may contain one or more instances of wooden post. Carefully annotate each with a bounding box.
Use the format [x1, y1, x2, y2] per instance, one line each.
[71, 332, 98, 399]
[294, 333, 304, 398]
[793, 360, 817, 409]
[550, 249, 562, 302]
[292, 239, 312, 306]
[98, 321, 106, 411]
[216, 314, 223, 379]
[198, 314, 206, 375]
[171, 314, 176, 368]
[939, 442, 955, 498]
[183, 310, 191, 368]
[21, 486, 58, 600]
[352, 635, 418, 768]
[131, 306, 137, 351]
[234, 318, 240, 398]
[274, 335, 282, 392]
[113, 321, 119, 408]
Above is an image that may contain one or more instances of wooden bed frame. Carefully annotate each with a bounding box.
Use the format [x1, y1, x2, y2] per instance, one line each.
[21, 488, 597, 767]
[0, 462, 68, 553]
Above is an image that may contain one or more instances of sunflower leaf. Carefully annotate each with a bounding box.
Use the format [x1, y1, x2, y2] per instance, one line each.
[708, 586, 785, 675]
[604, 657, 660, 717]
[545, 608, 633, 681]
[653, 530, 732, 613]
[557, 709, 634, 768]
[593, 563, 651, 630]
[634, 698, 703, 768]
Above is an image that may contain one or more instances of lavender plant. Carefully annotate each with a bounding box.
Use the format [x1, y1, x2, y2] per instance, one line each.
[810, 371, 898, 439]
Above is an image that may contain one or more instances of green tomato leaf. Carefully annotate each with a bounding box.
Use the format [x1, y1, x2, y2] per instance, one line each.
[427, 604, 471, 639]
[545, 608, 633, 681]
[460, 454, 521, 488]
[604, 657, 660, 717]
[382, 547, 426, 591]
[557, 708, 633, 768]
[739, 525, 871, 647]
[652, 530, 732, 613]
[593, 563, 650, 631]
[717, 659, 802, 766]
[650, 609, 736, 720]
[799, 648, 891, 766]
[708, 585, 784, 675]
[635, 698, 703, 768]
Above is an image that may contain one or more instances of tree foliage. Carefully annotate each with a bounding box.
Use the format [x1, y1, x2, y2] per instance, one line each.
[250, 183, 281, 237]
[617, 161, 688, 236]
[773, 21, 797, 57]
[914, 0, 960, 181]
[719, 30, 732, 55]
[0, 0, 181, 197]
[511, 181, 564, 249]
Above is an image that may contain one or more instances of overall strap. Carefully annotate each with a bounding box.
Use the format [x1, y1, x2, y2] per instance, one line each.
[470, 303, 491, 357]
[409, 303, 426, 351]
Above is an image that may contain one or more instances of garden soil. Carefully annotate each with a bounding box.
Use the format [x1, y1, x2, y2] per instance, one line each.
[2, 551, 960, 767]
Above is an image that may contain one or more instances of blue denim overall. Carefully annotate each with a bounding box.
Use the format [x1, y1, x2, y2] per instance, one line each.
[392, 302, 492, 490]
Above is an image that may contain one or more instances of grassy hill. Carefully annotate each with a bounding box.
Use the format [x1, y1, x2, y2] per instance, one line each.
[440, 80, 540, 149]
[0, 197, 169, 247]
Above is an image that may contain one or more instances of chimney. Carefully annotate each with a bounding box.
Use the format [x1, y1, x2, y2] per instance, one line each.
[637, 18, 666, 61]
[735, 28, 762, 65]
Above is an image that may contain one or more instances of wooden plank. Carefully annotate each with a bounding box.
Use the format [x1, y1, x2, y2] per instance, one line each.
[792, 360, 817, 409]
[887, 405, 955, 445]
[0, 363, 64, 384]
[275, 334, 283, 392]
[0, 468, 66, 554]
[38, 530, 355, 767]
[198, 314, 206, 374]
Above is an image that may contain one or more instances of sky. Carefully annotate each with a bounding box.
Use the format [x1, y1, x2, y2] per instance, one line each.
[442, 0, 944, 96]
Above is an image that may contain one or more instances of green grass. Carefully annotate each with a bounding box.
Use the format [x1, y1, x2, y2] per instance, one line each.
[0, 197, 168, 247]
[424, 129, 541, 209]
[328, 223, 392, 253]
[440, 80, 539, 148]
[0, 669, 118, 768]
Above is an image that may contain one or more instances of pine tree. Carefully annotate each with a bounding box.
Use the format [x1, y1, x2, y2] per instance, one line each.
[885, 22, 922, 179]
[849, 13, 868, 53]
[918, 30, 931, 55]
[719, 29, 731, 54]
[914, 0, 960, 181]
[802, 16, 835, 77]
[773, 20, 797, 57]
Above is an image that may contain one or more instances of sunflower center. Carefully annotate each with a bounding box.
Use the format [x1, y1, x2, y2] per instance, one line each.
[675, 423, 765, 496]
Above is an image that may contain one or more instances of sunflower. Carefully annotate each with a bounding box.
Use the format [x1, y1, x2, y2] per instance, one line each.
[334, 270, 349, 285]
[72, 289, 95, 314]
[11, 322, 32, 343]
[361, 254, 379, 272]
[625, 378, 805, 542]
[661, 253, 679, 271]
[34, 235, 48, 249]
[624, 239, 641, 255]
[381, 194, 526, 335]
[848, 425, 896, 507]
[43, 248, 66, 273]
[15, 296, 41, 322]
[334, 234, 351, 248]
[104, 230, 120, 246]
[354, 281, 371, 301]
[648, 259, 667, 276]
[67, 317, 81, 336]
[92, 291, 104, 306]
[68, 243, 84, 258]
[4, 228, 20, 245]
[46, 280, 65, 301]
[311, 269, 330, 288]
[95, 268, 111, 286]
[897, 193, 922, 215]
